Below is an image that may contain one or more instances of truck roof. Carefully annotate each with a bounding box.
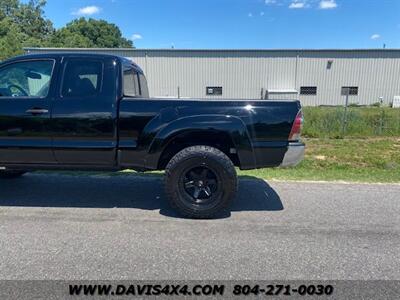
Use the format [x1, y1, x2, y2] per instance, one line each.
[1, 52, 144, 73]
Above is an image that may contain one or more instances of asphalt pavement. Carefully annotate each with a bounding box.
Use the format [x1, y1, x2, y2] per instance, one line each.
[0, 173, 399, 280]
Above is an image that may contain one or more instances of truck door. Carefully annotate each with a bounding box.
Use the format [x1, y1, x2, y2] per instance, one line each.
[51, 57, 118, 166]
[0, 59, 56, 164]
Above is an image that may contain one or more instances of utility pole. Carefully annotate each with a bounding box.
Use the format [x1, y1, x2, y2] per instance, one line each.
[341, 88, 350, 137]
[379, 97, 384, 135]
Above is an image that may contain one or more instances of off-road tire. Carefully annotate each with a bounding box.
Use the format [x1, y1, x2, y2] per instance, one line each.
[0, 171, 27, 179]
[165, 145, 237, 219]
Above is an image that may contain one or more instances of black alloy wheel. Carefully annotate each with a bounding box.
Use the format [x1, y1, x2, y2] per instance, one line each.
[182, 166, 220, 204]
[165, 145, 237, 219]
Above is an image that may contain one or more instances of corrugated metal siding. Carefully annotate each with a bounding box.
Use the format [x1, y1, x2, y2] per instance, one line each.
[297, 51, 400, 106]
[140, 51, 297, 99]
[25, 48, 400, 106]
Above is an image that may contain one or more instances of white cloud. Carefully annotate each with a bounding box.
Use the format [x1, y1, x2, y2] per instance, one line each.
[289, 1, 307, 9]
[131, 34, 143, 41]
[265, 0, 278, 5]
[72, 6, 101, 16]
[370, 34, 381, 40]
[248, 12, 253, 17]
[319, 0, 337, 9]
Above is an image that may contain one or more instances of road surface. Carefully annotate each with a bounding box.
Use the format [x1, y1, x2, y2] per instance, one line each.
[0, 173, 399, 280]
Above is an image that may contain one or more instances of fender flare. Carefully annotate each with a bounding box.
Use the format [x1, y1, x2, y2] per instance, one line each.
[144, 115, 255, 169]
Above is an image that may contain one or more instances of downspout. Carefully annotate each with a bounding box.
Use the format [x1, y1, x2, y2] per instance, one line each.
[294, 52, 299, 90]
[145, 52, 148, 74]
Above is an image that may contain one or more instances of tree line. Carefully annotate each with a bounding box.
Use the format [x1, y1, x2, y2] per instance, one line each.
[0, 0, 133, 61]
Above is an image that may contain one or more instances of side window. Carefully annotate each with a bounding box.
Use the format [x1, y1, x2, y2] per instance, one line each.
[123, 67, 139, 97]
[61, 60, 103, 98]
[0, 60, 54, 98]
[138, 73, 149, 98]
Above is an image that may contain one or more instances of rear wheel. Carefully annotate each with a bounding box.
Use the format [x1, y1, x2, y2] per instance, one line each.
[0, 171, 27, 179]
[165, 146, 237, 219]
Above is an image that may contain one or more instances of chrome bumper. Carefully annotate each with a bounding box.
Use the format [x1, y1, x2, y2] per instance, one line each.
[280, 142, 305, 167]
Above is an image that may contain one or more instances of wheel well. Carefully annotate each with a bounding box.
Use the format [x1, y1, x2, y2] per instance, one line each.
[157, 131, 239, 170]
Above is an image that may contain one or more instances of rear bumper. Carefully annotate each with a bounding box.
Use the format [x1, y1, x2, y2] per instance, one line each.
[280, 142, 305, 167]
[243, 141, 305, 170]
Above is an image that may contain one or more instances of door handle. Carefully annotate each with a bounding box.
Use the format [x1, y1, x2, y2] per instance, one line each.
[26, 108, 49, 115]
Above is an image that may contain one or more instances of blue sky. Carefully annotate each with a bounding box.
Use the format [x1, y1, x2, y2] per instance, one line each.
[42, 0, 400, 49]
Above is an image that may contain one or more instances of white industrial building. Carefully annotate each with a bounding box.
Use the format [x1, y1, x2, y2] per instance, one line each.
[25, 48, 400, 106]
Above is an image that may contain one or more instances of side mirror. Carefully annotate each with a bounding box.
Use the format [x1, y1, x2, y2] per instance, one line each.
[25, 71, 42, 80]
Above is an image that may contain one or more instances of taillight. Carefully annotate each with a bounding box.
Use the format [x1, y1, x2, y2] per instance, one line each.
[289, 110, 303, 141]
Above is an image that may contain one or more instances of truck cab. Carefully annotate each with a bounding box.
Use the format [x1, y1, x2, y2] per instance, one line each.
[0, 54, 149, 167]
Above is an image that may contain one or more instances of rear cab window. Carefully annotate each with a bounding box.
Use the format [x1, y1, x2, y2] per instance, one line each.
[123, 66, 140, 97]
[138, 73, 149, 98]
[123, 62, 149, 98]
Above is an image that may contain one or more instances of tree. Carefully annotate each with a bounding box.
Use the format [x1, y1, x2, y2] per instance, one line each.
[0, 0, 54, 61]
[0, 1, 133, 61]
[49, 18, 133, 48]
[0, 17, 25, 60]
[0, 0, 19, 19]
[14, 0, 54, 41]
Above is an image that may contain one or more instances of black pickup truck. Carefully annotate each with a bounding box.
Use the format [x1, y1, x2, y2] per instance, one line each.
[0, 53, 304, 218]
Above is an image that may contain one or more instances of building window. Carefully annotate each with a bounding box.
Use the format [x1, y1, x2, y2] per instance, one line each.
[206, 86, 222, 96]
[300, 86, 317, 95]
[341, 86, 358, 96]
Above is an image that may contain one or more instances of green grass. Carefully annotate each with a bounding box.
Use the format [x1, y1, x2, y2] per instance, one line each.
[302, 107, 400, 138]
[239, 164, 400, 183]
[40, 137, 400, 183]
[240, 137, 400, 183]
